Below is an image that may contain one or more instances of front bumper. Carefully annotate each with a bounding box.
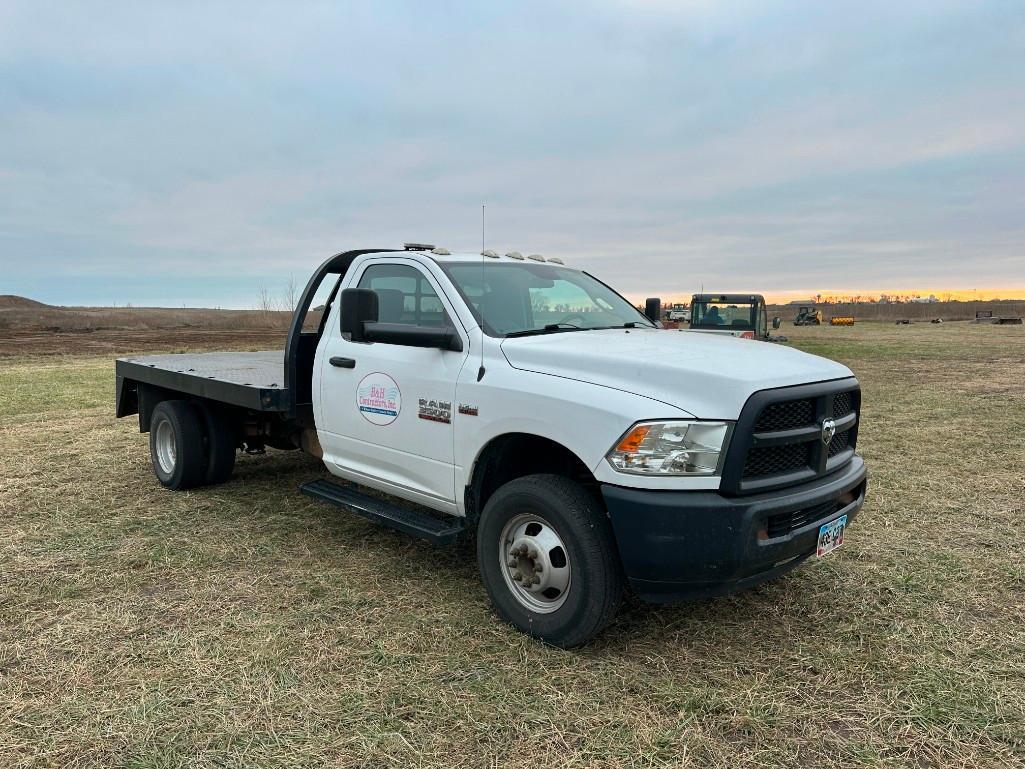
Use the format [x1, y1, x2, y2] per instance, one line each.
[601, 455, 867, 602]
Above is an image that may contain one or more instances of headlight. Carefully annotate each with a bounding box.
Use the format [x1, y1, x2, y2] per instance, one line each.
[606, 420, 731, 476]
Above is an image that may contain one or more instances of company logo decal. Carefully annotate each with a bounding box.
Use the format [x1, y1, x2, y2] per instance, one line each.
[419, 398, 452, 424]
[357, 373, 401, 425]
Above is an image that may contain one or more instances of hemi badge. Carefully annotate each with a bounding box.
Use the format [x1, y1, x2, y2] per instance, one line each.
[458, 404, 479, 416]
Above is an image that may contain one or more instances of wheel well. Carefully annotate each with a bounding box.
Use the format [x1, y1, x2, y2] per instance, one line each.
[136, 384, 255, 449]
[466, 434, 599, 523]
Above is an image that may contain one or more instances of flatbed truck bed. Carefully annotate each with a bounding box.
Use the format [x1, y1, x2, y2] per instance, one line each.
[116, 351, 290, 416]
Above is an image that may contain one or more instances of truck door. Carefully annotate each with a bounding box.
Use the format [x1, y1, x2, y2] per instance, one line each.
[314, 259, 469, 510]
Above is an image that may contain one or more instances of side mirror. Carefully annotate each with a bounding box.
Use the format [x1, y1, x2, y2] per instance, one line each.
[772, 316, 781, 329]
[340, 288, 378, 342]
[364, 323, 463, 352]
[644, 297, 661, 323]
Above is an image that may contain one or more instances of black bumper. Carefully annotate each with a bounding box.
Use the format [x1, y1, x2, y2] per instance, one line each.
[601, 456, 867, 603]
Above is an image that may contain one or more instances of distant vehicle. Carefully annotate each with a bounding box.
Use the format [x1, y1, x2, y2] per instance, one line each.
[688, 293, 781, 341]
[793, 306, 823, 326]
[667, 304, 690, 322]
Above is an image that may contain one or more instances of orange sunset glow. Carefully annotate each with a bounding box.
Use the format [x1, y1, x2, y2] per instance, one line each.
[630, 287, 1025, 306]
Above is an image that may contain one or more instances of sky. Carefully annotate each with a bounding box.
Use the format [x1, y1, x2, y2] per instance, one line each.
[1, 1, 1023, 308]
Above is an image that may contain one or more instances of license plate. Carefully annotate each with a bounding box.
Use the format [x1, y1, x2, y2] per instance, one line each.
[816, 515, 847, 557]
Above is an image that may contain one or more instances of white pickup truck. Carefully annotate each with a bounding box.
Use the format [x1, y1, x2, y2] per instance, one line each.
[116, 245, 867, 647]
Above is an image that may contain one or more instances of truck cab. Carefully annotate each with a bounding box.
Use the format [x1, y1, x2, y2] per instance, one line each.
[116, 246, 866, 647]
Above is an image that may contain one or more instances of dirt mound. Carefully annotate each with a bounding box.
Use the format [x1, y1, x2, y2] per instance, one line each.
[0, 295, 50, 309]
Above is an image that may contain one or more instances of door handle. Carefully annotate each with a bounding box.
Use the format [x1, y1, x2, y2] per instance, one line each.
[329, 357, 356, 369]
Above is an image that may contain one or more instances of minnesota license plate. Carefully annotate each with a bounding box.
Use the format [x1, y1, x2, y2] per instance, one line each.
[816, 515, 847, 557]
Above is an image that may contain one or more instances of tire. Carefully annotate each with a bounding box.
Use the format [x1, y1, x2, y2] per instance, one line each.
[477, 474, 624, 648]
[194, 401, 237, 485]
[149, 400, 207, 490]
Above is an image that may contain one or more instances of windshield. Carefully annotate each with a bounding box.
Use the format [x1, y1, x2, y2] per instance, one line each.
[440, 262, 653, 337]
[691, 301, 756, 329]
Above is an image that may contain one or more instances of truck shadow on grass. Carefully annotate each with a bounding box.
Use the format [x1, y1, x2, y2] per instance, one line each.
[205, 449, 858, 656]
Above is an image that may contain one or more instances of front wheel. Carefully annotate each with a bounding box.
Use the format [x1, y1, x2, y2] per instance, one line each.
[477, 474, 624, 648]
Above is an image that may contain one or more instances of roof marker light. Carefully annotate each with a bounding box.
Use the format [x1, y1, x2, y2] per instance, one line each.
[482, 249, 500, 258]
[505, 251, 524, 260]
[527, 253, 546, 262]
[432, 247, 451, 255]
[546, 257, 564, 265]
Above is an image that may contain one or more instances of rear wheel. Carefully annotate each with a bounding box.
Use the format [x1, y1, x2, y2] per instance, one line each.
[149, 400, 207, 490]
[194, 401, 237, 485]
[477, 474, 624, 648]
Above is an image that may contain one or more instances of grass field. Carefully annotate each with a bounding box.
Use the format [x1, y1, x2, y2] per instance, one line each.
[2, 322, 1023, 768]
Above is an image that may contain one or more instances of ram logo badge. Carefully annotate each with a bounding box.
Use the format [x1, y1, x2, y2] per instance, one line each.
[418, 398, 452, 424]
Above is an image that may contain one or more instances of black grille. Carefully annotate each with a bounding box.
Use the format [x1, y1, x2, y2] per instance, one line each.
[828, 429, 851, 457]
[755, 399, 815, 432]
[744, 443, 810, 477]
[723, 380, 862, 495]
[766, 500, 841, 538]
[833, 392, 854, 417]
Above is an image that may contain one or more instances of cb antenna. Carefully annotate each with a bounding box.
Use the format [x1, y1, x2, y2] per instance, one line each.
[477, 204, 486, 381]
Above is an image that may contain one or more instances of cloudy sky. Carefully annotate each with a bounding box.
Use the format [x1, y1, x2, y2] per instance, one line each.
[2, 1, 1023, 307]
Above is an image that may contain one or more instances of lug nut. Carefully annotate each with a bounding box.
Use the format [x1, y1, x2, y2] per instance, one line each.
[534, 563, 543, 573]
[513, 572, 523, 582]
[528, 547, 539, 559]
[507, 558, 518, 568]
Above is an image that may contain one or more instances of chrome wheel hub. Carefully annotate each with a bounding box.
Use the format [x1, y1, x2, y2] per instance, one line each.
[154, 419, 176, 475]
[499, 513, 571, 613]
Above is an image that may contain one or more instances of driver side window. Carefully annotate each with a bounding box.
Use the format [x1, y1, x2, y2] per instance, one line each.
[358, 264, 452, 328]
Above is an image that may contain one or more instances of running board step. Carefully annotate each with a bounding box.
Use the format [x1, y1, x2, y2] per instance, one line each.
[299, 479, 465, 545]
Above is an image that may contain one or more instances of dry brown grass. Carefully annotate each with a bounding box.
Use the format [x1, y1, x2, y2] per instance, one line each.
[1, 322, 1023, 767]
[0, 298, 328, 357]
[0, 298, 293, 335]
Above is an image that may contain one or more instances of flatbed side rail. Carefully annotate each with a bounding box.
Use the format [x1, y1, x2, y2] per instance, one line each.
[115, 359, 287, 414]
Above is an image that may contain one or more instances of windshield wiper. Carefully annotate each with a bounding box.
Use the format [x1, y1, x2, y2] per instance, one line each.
[544, 322, 584, 331]
[504, 323, 589, 338]
[593, 322, 654, 330]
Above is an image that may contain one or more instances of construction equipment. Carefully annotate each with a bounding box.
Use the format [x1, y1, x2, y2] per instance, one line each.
[793, 306, 823, 326]
[688, 294, 784, 342]
[830, 316, 855, 326]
